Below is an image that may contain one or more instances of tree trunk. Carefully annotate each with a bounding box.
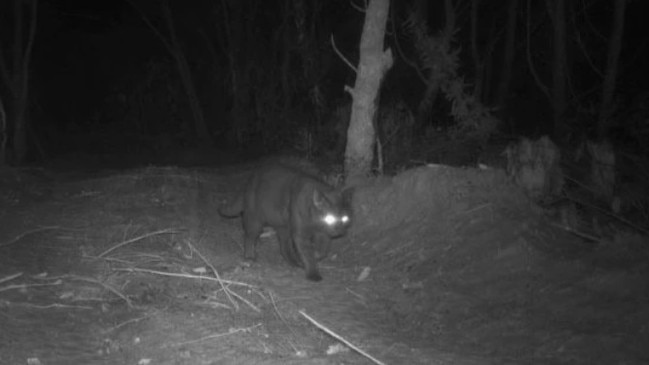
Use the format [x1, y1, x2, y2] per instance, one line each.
[280, 0, 292, 113]
[0, 0, 37, 165]
[162, 3, 211, 146]
[470, 0, 484, 99]
[12, 97, 28, 164]
[217, 0, 255, 146]
[0, 98, 6, 164]
[415, 0, 453, 128]
[549, 0, 567, 140]
[496, 0, 518, 106]
[597, 0, 626, 140]
[344, 0, 393, 182]
[175, 51, 211, 145]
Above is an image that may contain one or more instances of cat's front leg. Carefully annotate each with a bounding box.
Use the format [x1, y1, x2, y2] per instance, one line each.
[276, 227, 300, 266]
[312, 231, 332, 261]
[293, 234, 322, 282]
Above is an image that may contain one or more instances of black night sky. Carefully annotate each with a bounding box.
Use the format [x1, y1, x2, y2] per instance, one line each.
[1, 0, 648, 168]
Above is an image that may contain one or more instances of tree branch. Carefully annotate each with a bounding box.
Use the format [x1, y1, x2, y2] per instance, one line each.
[526, 0, 550, 101]
[20, 0, 38, 103]
[331, 34, 357, 73]
[125, 0, 174, 54]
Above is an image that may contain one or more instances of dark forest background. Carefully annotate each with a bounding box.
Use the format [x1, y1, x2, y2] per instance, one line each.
[0, 0, 647, 171]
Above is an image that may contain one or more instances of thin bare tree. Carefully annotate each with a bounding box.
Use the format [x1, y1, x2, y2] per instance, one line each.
[0, 0, 38, 164]
[548, 0, 568, 139]
[344, 0, 393, 182]
[597, 0, 626, 139]
[470, 0, 484, 100]
[496, 0, 518, 107]
[414, 0, 455, 127]
[212, 0, 258, 145]
[128, 0, 212, 146]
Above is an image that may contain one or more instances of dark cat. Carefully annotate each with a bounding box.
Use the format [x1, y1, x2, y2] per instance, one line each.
[219, 162, 352, 281]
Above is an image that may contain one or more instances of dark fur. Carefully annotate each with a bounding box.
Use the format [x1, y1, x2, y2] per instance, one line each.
[219, 163, 352, 281]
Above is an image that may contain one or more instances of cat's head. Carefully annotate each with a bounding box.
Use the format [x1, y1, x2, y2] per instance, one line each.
[312, 188, 353, 237]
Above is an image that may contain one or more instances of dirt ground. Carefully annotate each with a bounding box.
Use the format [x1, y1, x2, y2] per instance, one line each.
[1, 162, 648, 365]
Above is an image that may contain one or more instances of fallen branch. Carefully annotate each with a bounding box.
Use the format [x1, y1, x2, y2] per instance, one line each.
[114, 267, 257, 288]
[549, 222, 600, 242]
[0, 226, 62, 247]
[224, 287, 260, 313]
[299, 310, 386, 365]
[269, 291, 301, 355]
[8, 302, 93, 310]
[186, 240, 240, 311]
[66, 275, 133, 308]
[0, 279, 62, 293]
[173, 323, 262, 347]
[107, 309, 163, 332]
[0, 272, 23, 285]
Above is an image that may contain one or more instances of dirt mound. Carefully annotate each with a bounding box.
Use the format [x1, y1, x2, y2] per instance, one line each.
[343, 164, 649, 363]
[1, 164, 647, 364]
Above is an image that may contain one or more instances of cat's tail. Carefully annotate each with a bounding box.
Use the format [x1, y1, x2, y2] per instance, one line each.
[218, 194, 243, 217]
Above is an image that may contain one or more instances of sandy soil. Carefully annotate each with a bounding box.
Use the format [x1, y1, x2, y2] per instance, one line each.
[0, 163, 647, 365]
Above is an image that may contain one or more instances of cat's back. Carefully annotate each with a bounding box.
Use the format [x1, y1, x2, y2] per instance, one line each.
[243, 161, 329, 222]
[253, 159, 329, 192]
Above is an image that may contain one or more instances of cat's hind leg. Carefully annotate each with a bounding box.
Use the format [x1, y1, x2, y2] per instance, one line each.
[242, 213, 263, 261]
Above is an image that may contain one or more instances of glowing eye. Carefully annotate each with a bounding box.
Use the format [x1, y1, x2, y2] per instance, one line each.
[323, 214, 336, 225]
[341, 215, 349, 223]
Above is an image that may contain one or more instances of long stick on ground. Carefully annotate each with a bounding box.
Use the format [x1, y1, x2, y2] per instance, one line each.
[0, 226, 62, 247]
[114, 267, 256, 288]
[0, 272, 23, 284]
[299, 310, 386, 365]
[187, 240, 240, 311]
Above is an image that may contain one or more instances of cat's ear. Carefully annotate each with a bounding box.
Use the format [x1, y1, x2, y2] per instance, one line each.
[312, 189, 327, 209]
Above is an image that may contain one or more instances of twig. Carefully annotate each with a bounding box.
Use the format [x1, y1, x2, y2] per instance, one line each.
[186, 240, 239, 311]
[0, 279, 62, 293]
[0, 272, 23, 284]
[345, 288, 367, 306]
[66, 275, 133, 308]
[98, 228, 183, 257]
[0, 226, 62, 247]
[331, 34, 357, 73]
[124, 0, 173, 52]
[174, 323, 262, 347]
[226, 288, 260, 313]
[525, 0, 550, 101]
[107, 309, 162, 332]
[269, 291, 301, 354]
[549, 222, 600, 242]
[114, 268, 257, 288]
[299, 310, 386, 365]
[10, 302, 93, 310]
[349, 0, 367, 13]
